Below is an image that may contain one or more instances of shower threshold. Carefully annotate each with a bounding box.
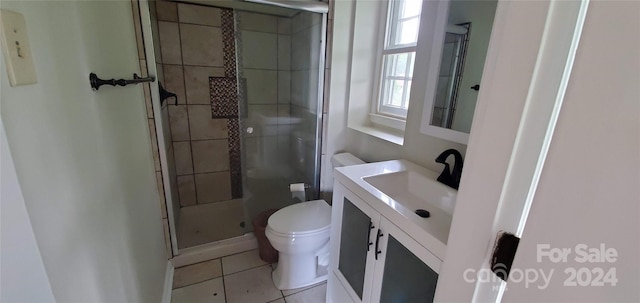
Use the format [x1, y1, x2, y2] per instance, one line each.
[172, 233, 258, 268]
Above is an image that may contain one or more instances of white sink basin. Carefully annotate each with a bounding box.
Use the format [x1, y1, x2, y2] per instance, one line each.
[363, 170, 457, 215]
[333, 159, 457, 258]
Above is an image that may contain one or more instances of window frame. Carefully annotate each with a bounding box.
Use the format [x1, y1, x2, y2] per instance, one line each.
[372, 0, 422, 124]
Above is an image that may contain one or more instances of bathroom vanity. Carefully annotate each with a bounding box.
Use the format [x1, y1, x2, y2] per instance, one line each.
[327, 160, 457, 303]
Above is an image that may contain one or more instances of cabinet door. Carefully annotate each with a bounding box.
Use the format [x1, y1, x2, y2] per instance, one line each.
[370, 218, 442, 303]
[329, 183, 381, 303]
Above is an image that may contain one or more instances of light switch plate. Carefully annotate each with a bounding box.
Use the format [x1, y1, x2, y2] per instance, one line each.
[0, 9, 37, 86]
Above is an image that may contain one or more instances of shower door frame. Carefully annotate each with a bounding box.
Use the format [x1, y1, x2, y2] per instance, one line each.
[138, 0, 180, 255]
[312, 12, 329, 200]
[139, 0, 330, 257]
[234, 5, 329, 204]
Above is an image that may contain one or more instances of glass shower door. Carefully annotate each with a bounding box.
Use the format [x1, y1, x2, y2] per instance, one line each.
[145, 0, 328, 251]
[231, 8, 326, 226]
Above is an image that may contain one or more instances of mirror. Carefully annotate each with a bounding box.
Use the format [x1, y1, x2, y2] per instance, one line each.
[420, 0, 498, 144]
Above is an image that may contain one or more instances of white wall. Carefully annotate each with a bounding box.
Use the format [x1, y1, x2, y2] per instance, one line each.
[0, 1, 167, 302]
[1, 119, 55, 303]
[322, 0, 467, 196]
[502, 1, 640, 300]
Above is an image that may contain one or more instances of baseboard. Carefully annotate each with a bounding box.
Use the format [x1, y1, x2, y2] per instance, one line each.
[162, 261, 174, 303]
[171, 233, 258, 268]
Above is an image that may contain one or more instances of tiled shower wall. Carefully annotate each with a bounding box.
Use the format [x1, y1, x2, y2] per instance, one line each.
[131, 0, 335, 252]
[239, 12, 295, 176]
[156, 1, 297, 209]
[156, 2, 236, 207]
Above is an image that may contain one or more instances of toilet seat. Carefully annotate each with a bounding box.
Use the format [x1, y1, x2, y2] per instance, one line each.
[267, 200, 331, 236]
[266, 226, 330, 238]
[266, 218, 330, 237]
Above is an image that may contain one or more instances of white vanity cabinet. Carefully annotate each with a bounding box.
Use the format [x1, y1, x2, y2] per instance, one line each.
[328, 182, 442, 303]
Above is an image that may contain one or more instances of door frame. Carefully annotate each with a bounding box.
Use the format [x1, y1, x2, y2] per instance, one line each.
[138, 0, 180, 256]
[434, 0, 590, 302]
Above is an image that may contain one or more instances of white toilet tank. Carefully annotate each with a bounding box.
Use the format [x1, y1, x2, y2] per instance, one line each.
[331, 152, 365, 167]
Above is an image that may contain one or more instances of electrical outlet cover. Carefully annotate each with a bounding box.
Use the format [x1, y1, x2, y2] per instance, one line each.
[0, 9, 37, 86]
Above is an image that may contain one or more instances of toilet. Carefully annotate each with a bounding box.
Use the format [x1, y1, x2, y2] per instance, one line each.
[265, 153, 365, 290]
[266, 200, 331, 289]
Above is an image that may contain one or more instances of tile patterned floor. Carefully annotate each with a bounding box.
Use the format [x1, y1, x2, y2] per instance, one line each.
[177, 200, 246, 248]
[171, 249, 327, 303]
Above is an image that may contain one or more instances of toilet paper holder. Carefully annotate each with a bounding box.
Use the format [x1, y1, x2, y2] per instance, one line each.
[290, 183, 309, 202]
[289, 183, 310, 191]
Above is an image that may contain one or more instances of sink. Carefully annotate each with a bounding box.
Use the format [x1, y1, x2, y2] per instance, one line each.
[363, 170, 457, 216]
[333, 159, 458, 258]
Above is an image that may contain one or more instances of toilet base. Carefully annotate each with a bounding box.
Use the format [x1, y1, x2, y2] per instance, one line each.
[271, 252, 328, 290]
[273, 271, 328, 290]
[272, 266, 328, 290]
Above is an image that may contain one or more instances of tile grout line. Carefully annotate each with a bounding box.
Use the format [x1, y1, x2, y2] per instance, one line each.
[176, 169, 231, 177]
[220, 255, 228, 303]
[173, 255, 325, 301]
[282, 281, 328, 297]
[175, 6, 200, 208]
[173, 249, 263, 272]
[172, 257, 222, 290]
[172, 273, 224, 291]
[223, 262, 273, 277]
[172, 137, 232, 143]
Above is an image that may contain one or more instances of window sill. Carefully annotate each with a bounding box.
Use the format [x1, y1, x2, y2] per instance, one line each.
[369, 113, 406, 131]
[349, 124, 405, 146]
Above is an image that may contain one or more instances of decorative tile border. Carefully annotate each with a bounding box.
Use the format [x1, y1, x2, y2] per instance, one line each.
[221, 9, 237, 78]
[210, 77, 239, 118]
[215, 8, 243, 199]
[227, 119, 243, 199]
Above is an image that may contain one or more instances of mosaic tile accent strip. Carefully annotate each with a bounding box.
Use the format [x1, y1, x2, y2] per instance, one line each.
[221, 9, 237, 78]
[228, 118, 242, 199]
[210, 77, 239, 118]
[217, 8, 242, 199]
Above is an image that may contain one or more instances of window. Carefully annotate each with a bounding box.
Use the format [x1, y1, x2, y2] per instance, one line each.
[377, 0, 422, 119]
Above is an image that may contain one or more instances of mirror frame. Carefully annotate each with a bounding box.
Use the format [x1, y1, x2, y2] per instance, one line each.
[419, 0, 470, 145]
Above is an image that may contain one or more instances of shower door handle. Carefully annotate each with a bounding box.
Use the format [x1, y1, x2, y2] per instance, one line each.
[246, 127, 254, 134]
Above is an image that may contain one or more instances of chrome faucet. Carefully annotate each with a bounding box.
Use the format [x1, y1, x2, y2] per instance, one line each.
[435, 149, 464, 190]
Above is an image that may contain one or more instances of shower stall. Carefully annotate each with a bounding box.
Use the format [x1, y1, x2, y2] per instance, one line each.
[141, 0, 327, 254]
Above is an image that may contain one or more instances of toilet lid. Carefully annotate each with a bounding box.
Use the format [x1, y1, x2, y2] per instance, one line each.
[268, 200, 331, 235]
